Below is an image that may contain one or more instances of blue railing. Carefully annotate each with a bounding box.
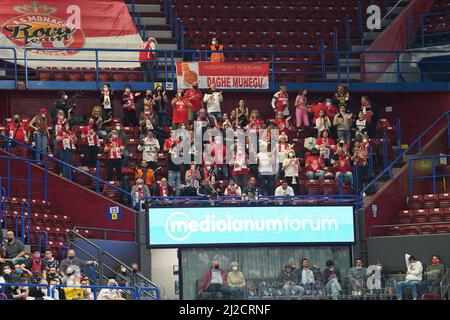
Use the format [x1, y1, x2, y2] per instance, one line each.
[409, 154, 450, 195]
[359, 110, 450, 209]
[0, 154, 48, 201]
[0, 283, 51, 298]
[51, 284, 138, 300]
[407, 11, 450, 48]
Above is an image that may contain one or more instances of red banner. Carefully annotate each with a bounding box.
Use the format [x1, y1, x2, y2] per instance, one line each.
[0, 0, 143, 68]
[176, 61, 269, 89]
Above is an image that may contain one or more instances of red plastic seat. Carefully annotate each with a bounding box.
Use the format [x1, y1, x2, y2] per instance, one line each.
[407, 195, 424, 210]
[413, 209, 428, 223]
[438, 193, 450, 207]
[429, 208, 444, 222]
[423, 194, 438, 209]
[398, 210, 413, 224]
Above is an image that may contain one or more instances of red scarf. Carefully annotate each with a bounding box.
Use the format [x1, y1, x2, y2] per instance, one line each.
[160, 185, 168, 197]
[31, 258, 43, 275]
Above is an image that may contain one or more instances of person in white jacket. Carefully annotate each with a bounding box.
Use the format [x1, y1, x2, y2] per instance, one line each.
[203, 83, 223, 120]
[395, 253, 423, 300]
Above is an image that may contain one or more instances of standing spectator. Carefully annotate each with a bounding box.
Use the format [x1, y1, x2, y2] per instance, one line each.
[153, 83, 169, 127]
[198, 259, 228, 300]
[231, 146, 249, 187]
[138, 130, 160, 170]
[29, 108, 50, 160]
[104, 128, 124, 181]
[333, 105, 353, 145]
[171, 89, 191, 128]
[142, 89, 154, 112]
[351, 139, 369, 194]
[115, 265, 131, 287]
[211, 136, 228, 180]
[227, 261, 246, 300]
[424, 255, 445, 295]
[55, 122, 77, 179]
[203, 83, 223, 120]
[51, 91, 74, 120]
[396, 254, 423, 300]
[1, 231, 26, 265]
[80, 118, 100, 168]
[272, 85, 289, 117]
[257, 141, 277, 196]
[4, 114, 29, 158]
[167, 141, 182, 196]
[348, 258, 368, 296]
[279, 263, 304, 297]
[305, 149, 326, 181]
[58, 249, 98, 278]
[275, 180, 295, 197]
[138, 106, 157, 139]
[325, 98, 339, 122]
[234, 100, 249, 129]
[131, 178, 151, 210]
[210, 37, 224, 62]
[140, 36, 158, 83]
[332, 84, 351, 111]
[282, 149, 299, 191]
[134, 161, 156, 188]
[294, 88, 309, 130]
[316, 130, 335, 166]
[99, 83, 114, 118]
[355, 111, 367, 138]
[91, 105, 110, 139]
[184, 163, 201, 195]
[52, 109, 68, 150]
[224, 179, 242, 197]
[323, 260, 342, 300]
[360, 95, 378, 138]
[121, 84, 141, 127]
[43, 249, 59, 272]
[315, 109, 332, 137]
[185, 81, 203, 122]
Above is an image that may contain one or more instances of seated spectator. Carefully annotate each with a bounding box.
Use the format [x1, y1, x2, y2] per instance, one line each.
[316, 130, 335, 166]
[183, 163, 201, 196]
[25, 249, 46, 280]
[224, 178, 242, 197]
[246, 109, 263, 131]
[242, 176, 263, 200]
[98, 279, 125, 300]
[49, 277, 65, 300]
[63, 265, 84, 300]
[396, 254, 423, 300]
[334, 155, 353, 186]
[315, 109, 332, 137]
[348, 258, 367, 295]
[294, 258, 322, 287]
[199, 161, 216, 186]
[365, 260, 389, 293]
[279, 263, 304, 297]
[198, 259, 229, 300]
[275, 180, 295, 197]
[1, 264, 18, 299]
[13, 280, 30, 300]
[46, 266, 62, 283]
[323, 260, 342, 300]
[131, 178, 151, 210]
[273, 111, 292, 134]
[80, 277, 94, 300]
[424, 255, 445, 295]
[197, 179, 214, 197]
[305, 149, 326, 181]
[135, 161, 156, 188]
[227, 261, 246, 300]
[43, 249, 59, 272]
[1, 231, 26, 265]
[150, 178, 174, 197]
[14, 263, 32, 283]
[28, 278, 50, 300]
[58, 249, 98, 278]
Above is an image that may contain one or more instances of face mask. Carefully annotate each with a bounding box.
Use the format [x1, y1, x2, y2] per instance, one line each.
[377, 266, 382, 270]
[49, 272, 56, 277]
[132, 269, 138, 273]
[121, 267, 127, 273]
[146, 92, 151, 96]
[7, 238, 13, 242]
[68, 256, 75, 260]
[65, 127, 70, 131]
[89, 121, 94, 126]
[125, 88, 131, 93]
[14, 118, 19, 123]
[103, 87, 108, 91]
[41, 114, 46, 118]
[212, 41, 217, 45]
[232, 266, 238, 271]
[112, 134, 118, 139]
[4, 269, 11, 275]
[193, 85, 198, 89]
[63, 95, 68, 100]
[16, 269, 23, 275]
[326, 102, 331, 106]
[145, 111, 150, 115]
[115, 126, 121, 131]
[214, 265, 220, 269]
[289, 153, 294, 158]
[138, 184, 144, 188]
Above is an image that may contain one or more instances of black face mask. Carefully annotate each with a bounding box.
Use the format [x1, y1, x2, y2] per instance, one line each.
[132, 269, 138, 273]
[49, 272, 56, 277]
[7, 238, 13, 243]
[68, 256, 75, 260]
[193, 86, 198, 90]
[214, 265, 220, 269]
[14, 119, 19, 123]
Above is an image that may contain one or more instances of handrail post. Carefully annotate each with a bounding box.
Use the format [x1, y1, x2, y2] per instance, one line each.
[357, 1, 364, 48]
[271, 52, 275, 90]
[13, 48, 18, 89]
[368, 146, 374, 177]
[27, 160, 31, 200]
[171, 51, 175, 86]
[333, 27, 340, 83]
[24, 48, 29, 89]
[320, 39, 325, 79]
[396, 118, 401, 158]
[421, 15, 425, 48]
[432, 158, 436, 194]
[408, 158, 413, 195]
[131, 0, 136, 20]
[396, 54, 401, 83]
[7, 158, 10, 197]
[95, 160, 100, 192]
[44, 162, 48, 201]
[98, 252, 104, 286]
[95, 50, 100, 88]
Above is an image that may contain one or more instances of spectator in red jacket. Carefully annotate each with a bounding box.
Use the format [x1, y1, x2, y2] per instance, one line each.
[305, 149, 326, 181]
[104, 128, 124, 181]
[334, 156, 353, 186]
[4, 115, 29, 158]
[140, 36, 158, 83]
[171, 89, 191, 128]
[198, 259, 229, 300]
[80, 118, 101, 168]
[309, 98, 328, 124]
[316, 130, 335, 166]
[121, 84, 141, 127]
[185, 81, 203, 121]
[55, 122, 77, 179]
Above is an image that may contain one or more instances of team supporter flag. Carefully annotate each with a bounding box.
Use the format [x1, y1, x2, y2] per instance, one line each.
[176, 61, 269, 90]
[0, 0, 143, 68]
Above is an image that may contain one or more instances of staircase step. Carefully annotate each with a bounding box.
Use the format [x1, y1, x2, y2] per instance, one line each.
[325, 72, 361, 80]
[127, 4, 161, 13]
[144, 25, 171, 31]
[157, 43, 178, 50]
[141, 17, 166, 25]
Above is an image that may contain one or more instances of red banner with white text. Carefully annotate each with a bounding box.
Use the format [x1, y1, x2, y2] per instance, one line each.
[0, 0, 143, 68]
[176, 61, 270, 89]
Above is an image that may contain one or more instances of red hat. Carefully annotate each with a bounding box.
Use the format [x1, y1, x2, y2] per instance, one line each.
[39, 108, 47, 114]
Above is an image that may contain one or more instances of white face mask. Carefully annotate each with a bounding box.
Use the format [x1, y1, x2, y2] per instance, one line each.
[121, 267, 127, 273]
[115, 126, 121, 131]
[125, 88, 131, 93]
[41, 114, 46, 118]
[232, 266, 238, 271]
[103, 87, 109, 91]
[112, 134, 118, 138]
[4, 269, 11, 275]
[326, 102, 331, 106]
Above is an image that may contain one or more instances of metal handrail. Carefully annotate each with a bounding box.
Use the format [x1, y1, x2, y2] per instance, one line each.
[359, 110, 450, 209]
[51, 284, 137, 300]
[369, 221, 450, 237]
[440, 267, 449, 300]
[408, 154, 450, 195]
